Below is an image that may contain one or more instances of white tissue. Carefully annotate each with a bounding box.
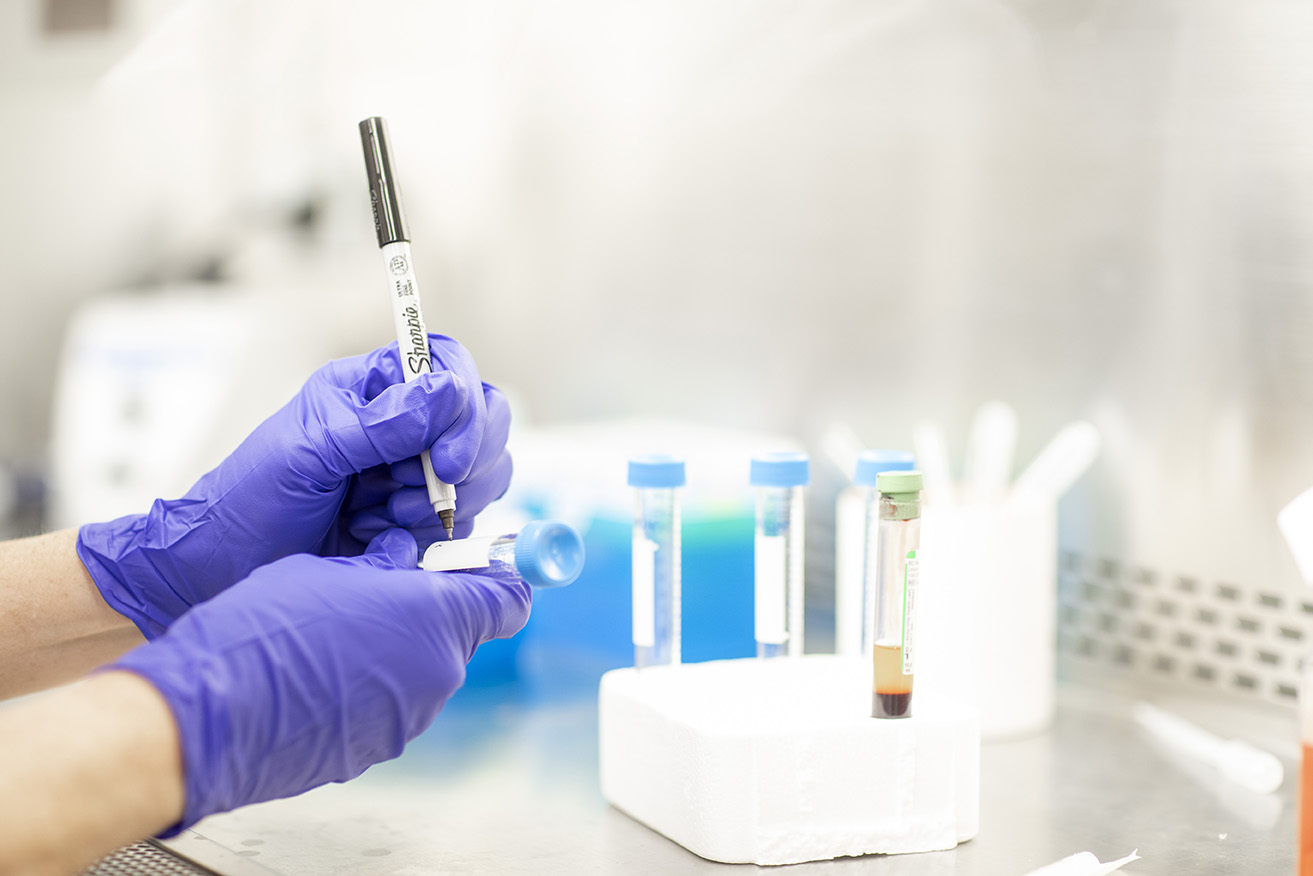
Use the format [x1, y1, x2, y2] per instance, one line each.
[1023, 850, 1140, 876]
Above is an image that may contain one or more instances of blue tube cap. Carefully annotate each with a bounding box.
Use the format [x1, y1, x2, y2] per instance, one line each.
[628, 455, 686, 488]
[749, 451, 811, 487]
[514, 520, 585, 589]
[853, 449, 916, 486]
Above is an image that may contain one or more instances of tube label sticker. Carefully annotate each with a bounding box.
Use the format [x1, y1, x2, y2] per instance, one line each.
[420, 537, 493, 573]
[754, 534, 788, 645]
[902, 550, 919, 675]
[633, 534, 657, 647]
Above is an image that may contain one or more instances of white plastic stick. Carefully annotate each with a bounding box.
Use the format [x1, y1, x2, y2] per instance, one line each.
[1023, 850, 1140, 876]
[912, 420, 955, 508]
[1278, 485, 1313, 584]
[1132, 702, 1283, 794]
[962, 400, 1018, 505]
[820, 421, 866, 479]
[1008, 421, 1100, 505]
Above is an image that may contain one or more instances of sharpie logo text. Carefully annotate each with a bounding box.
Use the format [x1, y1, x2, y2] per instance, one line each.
[402, 305, 431, 375]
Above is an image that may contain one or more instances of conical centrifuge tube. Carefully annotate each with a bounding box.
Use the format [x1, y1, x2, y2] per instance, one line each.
[420, 520, 585, 589]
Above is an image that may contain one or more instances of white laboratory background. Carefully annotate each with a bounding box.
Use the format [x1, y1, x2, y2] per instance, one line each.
[2, 0, 1313, 629]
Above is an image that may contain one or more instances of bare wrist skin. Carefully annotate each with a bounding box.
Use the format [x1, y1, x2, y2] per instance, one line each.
[0, 529, 144, 699]
[0, 670, 185, 875]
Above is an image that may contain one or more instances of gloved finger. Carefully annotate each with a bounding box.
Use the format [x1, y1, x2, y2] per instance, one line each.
[320, 335, 481, 405]
[322, 369, 474, 480]
[452, 384, 512, 514]
[388, 487, 439, 528]
[453, 450, 512, 525]
[389, 450, 510, 514]
[393, 383, 511, 514]
[393, 495, 467, 551]
[389, 456, 427, 487]
[472, 384, 511, 481]
[351, 336, 489, 487]
[341, 465, 402, 516]
[426, 570, 533, 653]
[345, 507, 394, 547]
[362, 527, 419, 568]
[424, 339, 488, 485]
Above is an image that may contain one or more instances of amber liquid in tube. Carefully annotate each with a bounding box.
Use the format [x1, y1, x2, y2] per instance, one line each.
[872, 643, 913, 718]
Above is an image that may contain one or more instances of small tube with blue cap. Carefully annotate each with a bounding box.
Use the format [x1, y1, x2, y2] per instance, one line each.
[750, 452, 810, 659]
[629, 456, 685, 669]
[849, 450, 916, 656]
[420, 520, 585, 589]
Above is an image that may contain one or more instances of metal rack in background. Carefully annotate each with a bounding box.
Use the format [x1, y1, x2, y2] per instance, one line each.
[1057, 550, 1311, 707]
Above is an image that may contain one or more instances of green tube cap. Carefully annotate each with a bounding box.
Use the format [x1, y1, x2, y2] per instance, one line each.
[876, 470, 923, 495]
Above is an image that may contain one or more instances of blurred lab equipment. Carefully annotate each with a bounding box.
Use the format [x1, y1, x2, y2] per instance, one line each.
[915, 407, 1100, 739]
[750, 451, 809, 659]
[869, 470, 923, 719]
[838, 449, 916, 657]
[48, 291, 322, 530]
[1132, 701, 1283, 795]
[629, 455, 684, 669]
[1279, 485, 1313, 585]
[961, 400, 1018, 506]
[912, 420, 957, 509]
[1008, 421, 1101, 508]
[421, 519, 585, 589]
[1279, 496, 1313, 874]
[359, 116, 457, 540]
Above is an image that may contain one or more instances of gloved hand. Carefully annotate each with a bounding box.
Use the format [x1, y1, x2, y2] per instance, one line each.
[109, 528, 532, 832]
[78, 335, 513, 639]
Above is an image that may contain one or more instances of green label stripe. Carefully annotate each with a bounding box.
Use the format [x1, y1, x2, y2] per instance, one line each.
[901, 549, 918, 675]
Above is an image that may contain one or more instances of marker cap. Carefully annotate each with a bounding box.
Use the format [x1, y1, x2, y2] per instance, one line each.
[359, 116, 410, 247]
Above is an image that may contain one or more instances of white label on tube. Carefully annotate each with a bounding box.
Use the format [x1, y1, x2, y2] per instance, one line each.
[755, 534, 787, 645]
[421, 537, 493, 573]
[632, 534, 657, 647]
[902, 551, 919, 675]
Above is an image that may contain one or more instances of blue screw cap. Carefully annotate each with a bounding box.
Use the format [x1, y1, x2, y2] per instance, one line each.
[628, 454, 686, 488]
[749, 451, 811, 487]
[514, 520, 585, 589]
[854, 449, 916, 486]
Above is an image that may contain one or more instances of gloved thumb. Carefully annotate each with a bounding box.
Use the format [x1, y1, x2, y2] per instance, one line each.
[362, 527, 419, 569]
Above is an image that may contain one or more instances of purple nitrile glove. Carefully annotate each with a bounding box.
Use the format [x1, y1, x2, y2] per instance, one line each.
[345, 380, 513, 549]
[78, 335, 513, 639]
[109, 527, 532, 833]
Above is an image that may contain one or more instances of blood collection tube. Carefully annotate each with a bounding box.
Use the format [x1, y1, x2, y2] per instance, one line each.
[629, 455, 685, 669]
[845, 450, 916, 657]
[750, 452, 810, 659]
[868, 470, 923, 719]
[420, 520, 585, 588]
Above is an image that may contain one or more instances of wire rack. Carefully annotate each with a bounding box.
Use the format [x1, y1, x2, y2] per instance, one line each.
[80, 841, 217, 876]
[1057, 550, 1312, 705]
